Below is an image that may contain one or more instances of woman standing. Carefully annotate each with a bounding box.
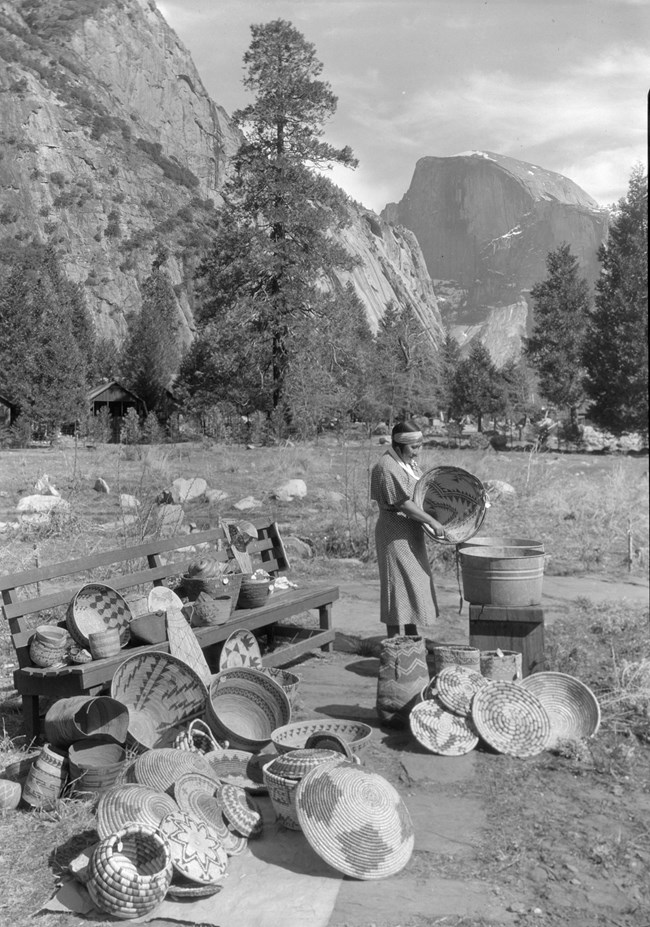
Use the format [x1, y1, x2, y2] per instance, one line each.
[371, 420, 445, 637]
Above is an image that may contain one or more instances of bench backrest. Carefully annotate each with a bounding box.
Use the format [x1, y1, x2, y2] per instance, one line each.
[1, 518, 289, 668]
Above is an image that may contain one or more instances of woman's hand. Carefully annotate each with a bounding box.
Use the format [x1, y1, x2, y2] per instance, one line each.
[428, 518, 446, 540]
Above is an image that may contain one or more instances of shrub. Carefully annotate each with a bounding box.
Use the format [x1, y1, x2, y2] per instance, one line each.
[49, 171, 66, 187]
[120, 407, 142, 445]
[104, 209, 121, 238]
[142, 412, 165, 444]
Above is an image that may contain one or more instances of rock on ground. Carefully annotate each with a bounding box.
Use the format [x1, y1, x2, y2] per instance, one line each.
[16, 495, 69, 514]
[274, 479, 307, 502]
[171, 477, 207, 503]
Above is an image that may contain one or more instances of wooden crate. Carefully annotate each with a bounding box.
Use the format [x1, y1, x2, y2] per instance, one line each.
[468, 604, 545, 677]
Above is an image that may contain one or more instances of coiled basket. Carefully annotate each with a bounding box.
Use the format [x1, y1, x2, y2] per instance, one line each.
[87, 823, 172, 920]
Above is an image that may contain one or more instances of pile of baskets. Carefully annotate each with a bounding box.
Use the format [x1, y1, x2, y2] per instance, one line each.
[409, 647, 601, 758]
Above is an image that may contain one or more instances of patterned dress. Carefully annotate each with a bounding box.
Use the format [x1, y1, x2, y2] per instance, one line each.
[370, 450, 438, 630]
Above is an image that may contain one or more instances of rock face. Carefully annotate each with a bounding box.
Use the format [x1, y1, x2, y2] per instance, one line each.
[382, 151, 609, 363]
[0, 0, 442, 349]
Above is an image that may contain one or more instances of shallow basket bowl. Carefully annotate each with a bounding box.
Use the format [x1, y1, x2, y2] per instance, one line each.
[206, 667, 291, 752]
[271, 719, 373, 757]
[110, 651, 209, 751]
[66, 582, 132, 649]
[519, 671, 601, 746]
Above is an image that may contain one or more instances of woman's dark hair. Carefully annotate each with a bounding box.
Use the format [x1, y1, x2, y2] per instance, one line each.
[391, 420, 420, 448]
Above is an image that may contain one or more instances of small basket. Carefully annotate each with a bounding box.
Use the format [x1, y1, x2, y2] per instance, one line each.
[180, 569, 243, 615]
[271, 719, 373, 757]
[89, 628, 122, 660]
[129, 612, 168, 645]
[29, 637, 67, 668]
[173, 719, 229, 755]
[262, 760, 303, 830]
[87, 822, 173, 919]
[189, 594, 232, 627]
[236, 576, 271, 610]
[66, 582, 132, 649]
[264, 668, 301, 707]
[432, 644, 481, 675]
[480, 649, 523, 682]
[21, 744, 69, 810]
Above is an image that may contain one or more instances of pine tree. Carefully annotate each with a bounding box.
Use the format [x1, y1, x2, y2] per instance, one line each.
[525, 243, 591, 425]
[374, 302, 438, 423]
[437, 331, 462, 421]
[120, 260, 182, 415]
[185, 20, 358, 432]
[583, 166, 648, 436]
[452, 342, 502, 432]
[0, 244, 93, 432]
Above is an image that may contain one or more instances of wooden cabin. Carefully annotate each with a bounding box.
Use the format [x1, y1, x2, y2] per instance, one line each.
[88, 381, 147, 442]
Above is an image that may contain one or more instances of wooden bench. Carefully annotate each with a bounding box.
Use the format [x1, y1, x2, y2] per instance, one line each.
[0, 518, 338, 741]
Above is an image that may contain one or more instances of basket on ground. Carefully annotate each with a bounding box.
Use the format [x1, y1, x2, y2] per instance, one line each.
[207, 667, 291, 752]
[271, 718, 372, 757]
[471, 681, 551, 757]
[409, 696, 479, 756]
[110, 651, 209, 751]
[519, 672, 601, 746]
[87, 822, 172, 920]
[68, 739, 126, 796]
[45, 695, 129, 748]
[295, 764, 414, 879]
[413, 465, 488, 544]
[96, 784, 178, 839]
[262, 749, 346, 830]
[66, 582, 132, 649]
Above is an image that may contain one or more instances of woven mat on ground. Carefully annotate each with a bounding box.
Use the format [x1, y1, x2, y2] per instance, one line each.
[40, 799, 342, 927]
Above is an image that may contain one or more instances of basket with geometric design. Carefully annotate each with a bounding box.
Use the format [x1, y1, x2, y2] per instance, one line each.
[66, 583, 132, 649]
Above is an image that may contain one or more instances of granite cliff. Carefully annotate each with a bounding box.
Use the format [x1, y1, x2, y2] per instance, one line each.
[0, 0, 441, 349]
[383, 151, 609, 364]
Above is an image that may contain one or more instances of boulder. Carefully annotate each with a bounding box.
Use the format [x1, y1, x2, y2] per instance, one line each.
[273, 479, 307, 502]
[120, 494, 140, 510]
[33, 474, 60, 496]
[171, 477, 207, 503]
[155, 504, 185, 536]
[94, 478, 110, 494]
[205, 488, 229, 505]
[234, 496, 262, 512]
[16, 495, 69, 515]
[283, 536, 314, 559]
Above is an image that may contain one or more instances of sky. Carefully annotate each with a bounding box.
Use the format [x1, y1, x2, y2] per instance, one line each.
[157, 0, 648, 213]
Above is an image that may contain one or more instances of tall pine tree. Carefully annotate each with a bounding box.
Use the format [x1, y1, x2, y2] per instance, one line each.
[583, 166, 648, 436]
[182, 20, 358, 432]
[0, 244, 93, 433]
[120, 258, 182, 417]
[525, 243, 591, 425]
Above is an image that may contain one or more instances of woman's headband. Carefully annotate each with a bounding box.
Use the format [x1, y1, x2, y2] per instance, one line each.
[392, 431, 423, 445]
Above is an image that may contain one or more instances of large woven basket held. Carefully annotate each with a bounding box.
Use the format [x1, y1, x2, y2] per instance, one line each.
[376, 636, 429, 727]
[110, 651, 209, 752]
[45, 695, 129, 749]
[87, 822, 173, 920]
[21, 744, 68, 810]
[68, 739, 126, 797]
[519, 671, 601, 747]
[66, 582, 132, 649]
[413, 465, 488, 544]
[207, 667, 291, 752]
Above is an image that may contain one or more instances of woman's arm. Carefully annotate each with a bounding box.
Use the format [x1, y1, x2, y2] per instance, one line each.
[397, 499, 446, 539]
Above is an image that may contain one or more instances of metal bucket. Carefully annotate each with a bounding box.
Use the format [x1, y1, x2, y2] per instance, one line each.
[459, 536, 544, 552]
[459, 547, 545, 606]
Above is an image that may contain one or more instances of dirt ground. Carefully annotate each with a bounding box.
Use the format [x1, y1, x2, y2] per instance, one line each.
[273, 570, 650, 927]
